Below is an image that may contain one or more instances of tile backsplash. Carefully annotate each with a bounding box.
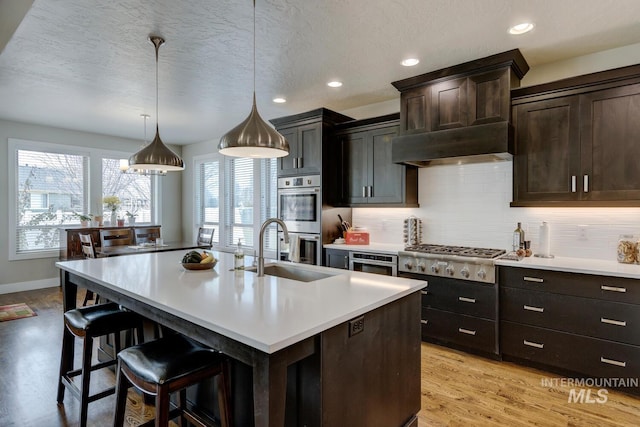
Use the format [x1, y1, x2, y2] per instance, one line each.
[352, 160, 640, 260]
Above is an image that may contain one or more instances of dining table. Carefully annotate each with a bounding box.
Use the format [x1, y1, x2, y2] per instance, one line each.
[55, 250, 424, 427]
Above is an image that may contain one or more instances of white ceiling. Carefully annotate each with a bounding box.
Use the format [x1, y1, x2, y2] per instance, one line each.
[1, 0, 640, 146]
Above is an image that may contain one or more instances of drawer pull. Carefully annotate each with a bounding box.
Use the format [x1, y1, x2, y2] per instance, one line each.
[601, 285, 627, 293]
[420, 319, 428, 325]
[523, 305, 544, 313]
[523, 276, 544, 283]
[523, 340, 544, 349]
[600, 357, 626, 368]
[458, 328, 476, 336]
[601, 318, 626, 327]
[458, 296, 476, 303]
[421, 290, 429, 295]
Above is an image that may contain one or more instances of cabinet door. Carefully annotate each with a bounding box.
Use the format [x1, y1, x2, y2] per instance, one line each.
[400, 85, 431, 134]
[296, 123, 322, 175]
[431, 76, 468, 131]
[278, 127, 299, 176]
[580, 84, 640, 200]
[342, 131, 369, 204]
[369, 126, 405, 204]
[513, 96, 581, 203]
[467, 69, 510, 126]
[325, 248, 349, 269]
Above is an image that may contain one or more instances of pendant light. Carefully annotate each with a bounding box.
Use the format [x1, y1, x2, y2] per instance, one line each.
[121, 114, 168, 176]
[218, 0, 289, 158]
[129, 36, 184, 171]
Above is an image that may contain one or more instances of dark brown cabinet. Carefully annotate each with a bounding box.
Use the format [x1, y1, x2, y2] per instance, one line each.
[336, 114, 418, 207]
[512, 65, 640, 206]
[270, 108, 353, 179]
[499, 266, 640, 381]
[277, 123, 322, 177]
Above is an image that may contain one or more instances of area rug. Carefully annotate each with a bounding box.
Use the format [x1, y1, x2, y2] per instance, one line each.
[0, 303, 37, 322]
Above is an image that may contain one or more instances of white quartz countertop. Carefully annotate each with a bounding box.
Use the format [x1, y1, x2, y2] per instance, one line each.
[496, 255, 640, 279]
[323, 242, 405, 255]
[56, 250, 426, 354]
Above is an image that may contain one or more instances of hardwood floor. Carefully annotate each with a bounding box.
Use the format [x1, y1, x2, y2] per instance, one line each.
[1, 287, 638, 426]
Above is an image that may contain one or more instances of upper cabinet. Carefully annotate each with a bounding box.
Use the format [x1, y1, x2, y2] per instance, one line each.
[392, 50, 529, 166]
[270, 108, 353, 179]
[511, 64, 640, 206]
[335, 114, 418, 207]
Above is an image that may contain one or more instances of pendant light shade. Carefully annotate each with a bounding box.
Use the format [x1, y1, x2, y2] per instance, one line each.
[129, 36, 184, 171]
[218, 0, 289, 158]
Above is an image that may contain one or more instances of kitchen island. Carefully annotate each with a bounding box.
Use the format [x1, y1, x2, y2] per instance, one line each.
[56, 250, 425, 427]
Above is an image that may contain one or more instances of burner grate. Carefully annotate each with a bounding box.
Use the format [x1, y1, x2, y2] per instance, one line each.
[404, 244, 505, 259]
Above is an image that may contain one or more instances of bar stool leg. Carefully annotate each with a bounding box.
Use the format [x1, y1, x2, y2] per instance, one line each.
[113, 361, 131, 427]
[177, 389, 187, 427]
[57, 327, 74, 403]
[155, 383, 170, 427]
[80, 335, 94, 427]
[218, 361, 232, 427]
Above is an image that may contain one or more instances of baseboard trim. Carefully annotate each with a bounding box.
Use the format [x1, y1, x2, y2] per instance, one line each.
[0, 277, 59, 295]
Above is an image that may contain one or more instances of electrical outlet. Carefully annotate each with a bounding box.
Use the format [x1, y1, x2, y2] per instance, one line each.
[578, 225, 588, 241]
[349, 316, 365, 337]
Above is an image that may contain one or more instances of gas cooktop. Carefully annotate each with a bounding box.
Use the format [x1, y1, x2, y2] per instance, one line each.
[403, 244, 506, 259]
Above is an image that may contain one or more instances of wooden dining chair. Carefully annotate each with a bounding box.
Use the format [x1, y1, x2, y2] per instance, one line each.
[100, 229, 133, 248]
[197, 227, 215, 248]
[79, 234, 98, 306]
[133, 227, 161, 245]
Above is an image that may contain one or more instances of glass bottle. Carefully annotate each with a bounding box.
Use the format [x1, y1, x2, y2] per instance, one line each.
[234, 239, 245, 270]
[513, 222, 525, 252]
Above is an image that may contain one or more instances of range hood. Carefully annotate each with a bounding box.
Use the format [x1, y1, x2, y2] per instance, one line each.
[391, 49, 529, 167]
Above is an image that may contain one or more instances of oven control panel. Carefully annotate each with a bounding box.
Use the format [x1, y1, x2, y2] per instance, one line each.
[398, 254, 496, 284]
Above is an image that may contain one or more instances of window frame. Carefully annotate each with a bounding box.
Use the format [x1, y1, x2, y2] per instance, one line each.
[8, 138, 160, 260]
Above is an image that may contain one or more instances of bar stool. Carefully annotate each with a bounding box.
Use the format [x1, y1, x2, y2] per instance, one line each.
[57, 302, 144, 427]
[113, 334, 232, 427]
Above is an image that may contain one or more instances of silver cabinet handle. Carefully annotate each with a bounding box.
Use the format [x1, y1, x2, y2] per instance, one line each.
[458, 328, 476, 336]
[524, 305, 544, 313]
[600, 357, 626, 368]
[298, 157, 302, 169]
[293, 158, 298, 169]
[420, 319, 428, 325]
[523, 276, 544, 283]
[368, 186, 373, 198]
[601, 318, 626, 327]
[362, 186, 367, 198]
[583, 175, 589, 192]
[601, 285, 626, 293]
[571, 175, 577, 192]
[523, 340, 544, 349]
[458, 296, 476, 303]
[421, 290, 429, 295]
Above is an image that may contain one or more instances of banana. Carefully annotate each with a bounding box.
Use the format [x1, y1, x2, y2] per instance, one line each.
[200, 255, 214, 264]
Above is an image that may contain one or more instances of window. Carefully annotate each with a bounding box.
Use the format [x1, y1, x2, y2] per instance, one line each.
[8, 138, 158, 259]
[195, 154, 277, 256]
[102, 158, 152, 223]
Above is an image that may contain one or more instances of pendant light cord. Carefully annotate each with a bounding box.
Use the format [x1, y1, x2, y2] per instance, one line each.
[253, 0, 256, 96]
[155, 39, 160, 128]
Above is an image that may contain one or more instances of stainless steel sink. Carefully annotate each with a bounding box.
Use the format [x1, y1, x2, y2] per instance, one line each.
[245, 264, 336, 282]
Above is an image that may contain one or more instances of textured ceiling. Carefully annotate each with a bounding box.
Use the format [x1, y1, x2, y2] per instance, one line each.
[1, 0, 639, 145]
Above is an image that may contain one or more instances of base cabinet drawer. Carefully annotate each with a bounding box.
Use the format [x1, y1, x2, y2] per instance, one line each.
[501, 321, 640, 379]
[422, 308, 496, 353]
[422, 279, 495, 319]
[501, 287, 640, 345]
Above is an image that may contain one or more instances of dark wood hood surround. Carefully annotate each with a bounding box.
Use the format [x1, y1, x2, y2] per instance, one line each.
[391, 49, 529, 167]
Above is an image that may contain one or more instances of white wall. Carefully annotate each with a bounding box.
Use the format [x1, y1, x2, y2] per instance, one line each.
[353, 162, 640, 260]
[352, 42, 640, 261]
[0, 119, 183, 291]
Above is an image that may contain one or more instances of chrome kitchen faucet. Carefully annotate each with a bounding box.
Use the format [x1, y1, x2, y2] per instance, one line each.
[258, 218, 289, 277]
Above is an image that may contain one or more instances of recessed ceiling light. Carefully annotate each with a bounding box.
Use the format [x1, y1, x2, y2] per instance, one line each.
[401, 58, 420, 67]
[327, 81, 343, 88]
[509, 22, 535, 35]
[272, 97, 286, 103]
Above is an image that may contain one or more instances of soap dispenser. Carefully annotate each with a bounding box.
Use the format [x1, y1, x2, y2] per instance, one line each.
[234, 239, 245, 270]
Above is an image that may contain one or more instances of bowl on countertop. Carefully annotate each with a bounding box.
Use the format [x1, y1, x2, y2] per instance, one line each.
[181, 260, 217, 270]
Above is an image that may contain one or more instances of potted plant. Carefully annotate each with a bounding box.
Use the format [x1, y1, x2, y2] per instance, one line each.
[125, 210, 137, 225]
[73, 212, 93, 227]
[102, 196, 121, 225]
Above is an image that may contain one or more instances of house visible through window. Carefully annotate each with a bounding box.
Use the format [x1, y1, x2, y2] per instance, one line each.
[8, 138, 158, 259]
